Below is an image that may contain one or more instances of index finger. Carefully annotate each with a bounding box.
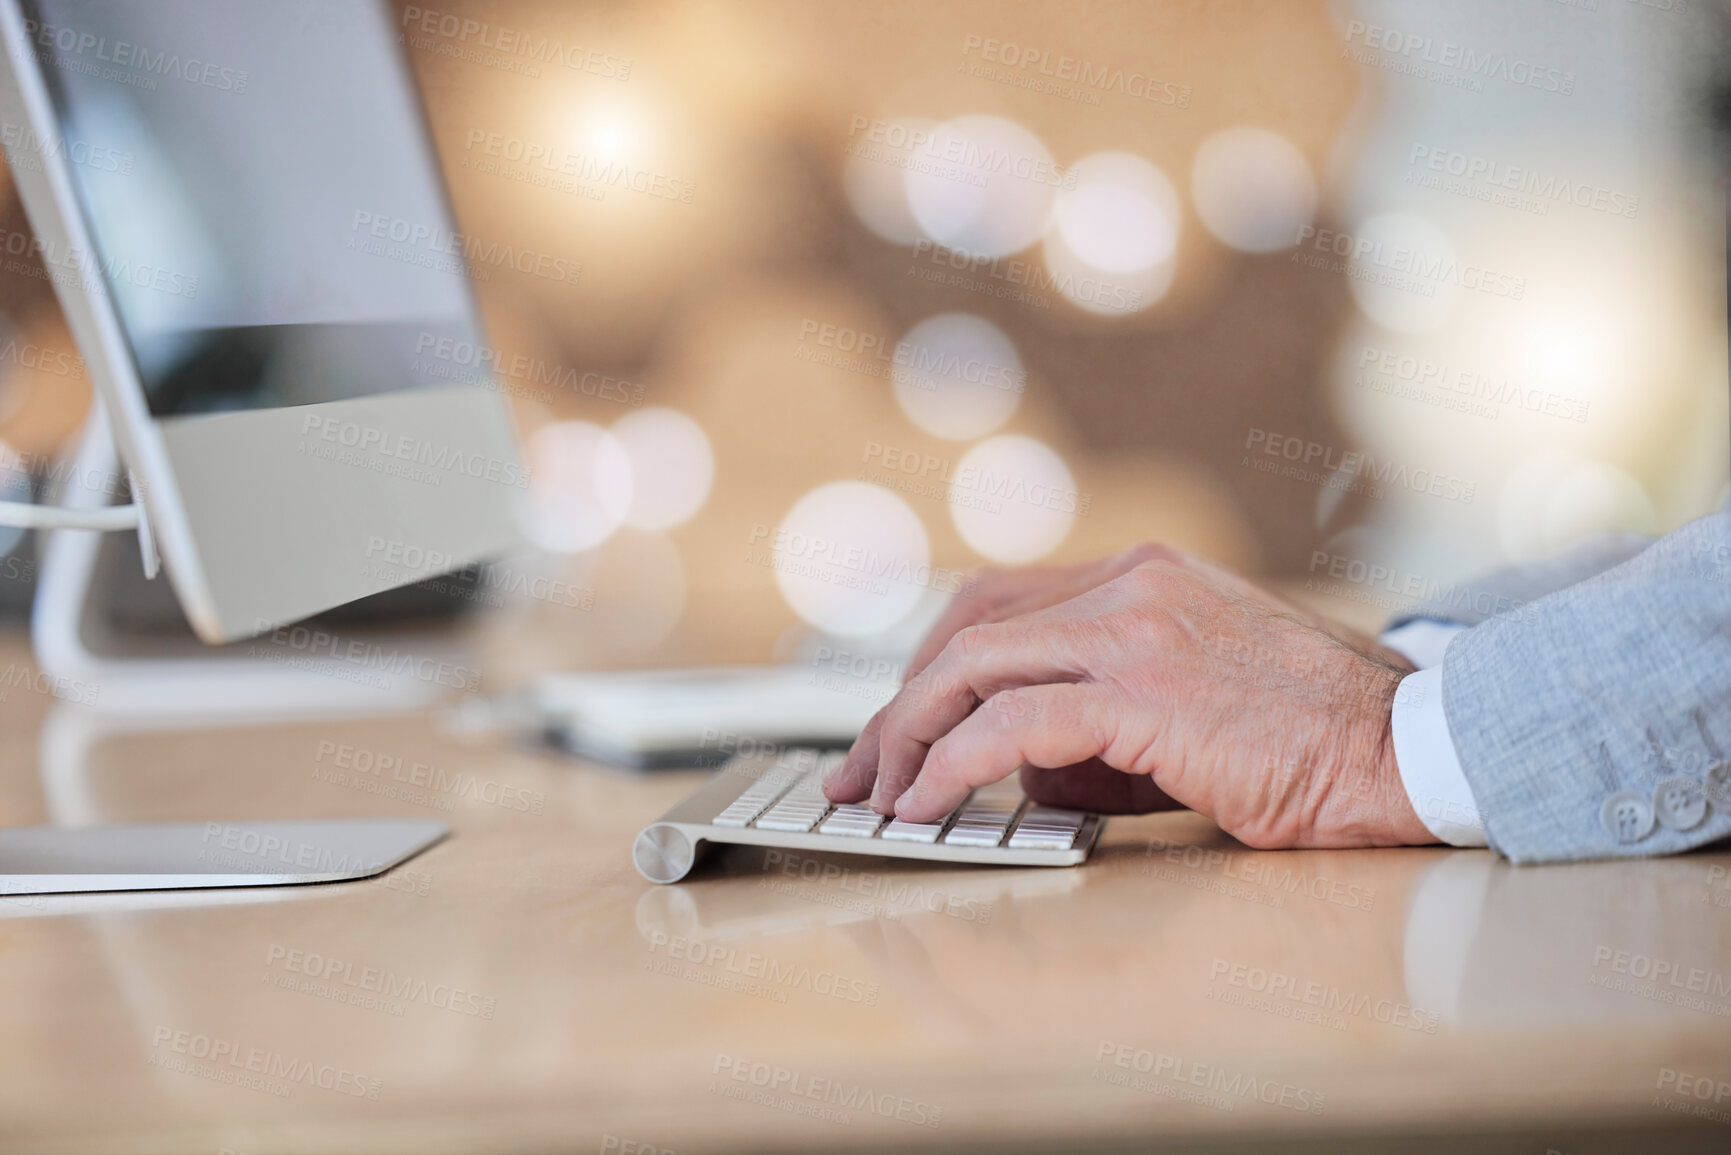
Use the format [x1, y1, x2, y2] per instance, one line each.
[869, 618, 1084, 812]
[894, 682, 1112, 822]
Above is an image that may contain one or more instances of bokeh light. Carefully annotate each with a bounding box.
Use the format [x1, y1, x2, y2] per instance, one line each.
[1345, 211, 1461, 335]
[949, 435, 1077, 563]
[904, 115, 1058, 258]
[611, 407, 714, 530]
[1042, 150, 1180, 315]
[1190, 127, 1316, 253]
[521, 421, 634, 553]
[574, 94, 650, 162]
[1054, 151, 1179, 274]
[891, 313, 1024, 440]
[1497, 446, 1657, 563]
[773, 481, 929, 636]
[842, 115, 936, 245]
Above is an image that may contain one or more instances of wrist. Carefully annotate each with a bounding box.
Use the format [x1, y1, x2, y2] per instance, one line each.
[1323, 662, 1438, 847]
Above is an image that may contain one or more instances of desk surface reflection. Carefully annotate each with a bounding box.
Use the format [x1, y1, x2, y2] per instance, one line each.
[2, 675, 1730, 1153]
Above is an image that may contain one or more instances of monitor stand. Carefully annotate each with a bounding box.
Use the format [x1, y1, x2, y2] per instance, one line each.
[0, 818, 447, 895]
[31, 401, 475, 720]
[3, 401, 450, 896]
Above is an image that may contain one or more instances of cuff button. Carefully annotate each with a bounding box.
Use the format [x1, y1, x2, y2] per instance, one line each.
[1705, 763, 1731, 811]
[1600, 790, 1656, 844]
[1654, 775, 1709, 832]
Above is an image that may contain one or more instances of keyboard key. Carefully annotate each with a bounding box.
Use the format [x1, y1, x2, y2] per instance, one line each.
[881, 818, 947, 843]
[754, 769, 833, 831]
[1007, 805, 1085, 850]
[942, 791, 1024, 847]
[943, 825, 1008, 847]
[712, 763, 807, 827]
[1013, 805, 1083, 828]
[756, 808, 830, 832]
[819, 805, 886, 838]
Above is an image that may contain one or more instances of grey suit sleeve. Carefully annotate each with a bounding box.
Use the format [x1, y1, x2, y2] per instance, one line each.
[1439, 511, 1731, 864]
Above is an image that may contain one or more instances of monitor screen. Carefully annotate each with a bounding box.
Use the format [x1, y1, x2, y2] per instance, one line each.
[19, 0, 481, 416]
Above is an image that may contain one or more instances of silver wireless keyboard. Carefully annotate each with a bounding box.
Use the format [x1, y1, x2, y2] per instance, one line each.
[632, 749, 1104, 883]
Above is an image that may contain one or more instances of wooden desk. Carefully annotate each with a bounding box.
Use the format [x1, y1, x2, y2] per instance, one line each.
[2, 642, 1730, 1154]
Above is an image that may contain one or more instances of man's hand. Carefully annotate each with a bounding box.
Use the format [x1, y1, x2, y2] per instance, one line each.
[824, 547, 1436, 850]
[823, 544, 1176, 807]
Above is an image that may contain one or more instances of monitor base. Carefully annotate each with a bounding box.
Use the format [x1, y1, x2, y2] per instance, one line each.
[0, 818, 447, 895]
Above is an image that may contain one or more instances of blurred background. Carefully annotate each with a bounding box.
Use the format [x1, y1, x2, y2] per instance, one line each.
[0, 0, 1724, 682]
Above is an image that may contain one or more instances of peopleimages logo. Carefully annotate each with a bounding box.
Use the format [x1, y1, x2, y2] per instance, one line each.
[958, 35, 1192, 108]
[20, 18, 250, 92]
[1341, 20, 1575, 95]
[0, 212, 198, 300]
[846, 114, 1077, 188]
[149, 1027, 381, 1100]
[265, 944, 497, 1019]
[1243, 428, 1476, 505]
[197, 822, 384, 875]
[1206, 958, 1440, 1033]
[710, 1055, 943, 1127]
[1293, 225, 1526, 300]
[0, 121, 133, 174]
[1354, 344, 1589, 425]
[250, 620, 484, 693]
[744, 523, 973, 595]
[860, 440, 1089, 516]
[795, 319, 1026, 393]
[400, 5, 632, 79]
[0, 663, 99, 706]
[462, 128, 696, 204]
[1405, 144, 1639, 219]
[414, 332, 644, 407]
[298, 412, 530, 489]
[1093, 1040, 1326, 1115]
[908, 239, 1144, 313]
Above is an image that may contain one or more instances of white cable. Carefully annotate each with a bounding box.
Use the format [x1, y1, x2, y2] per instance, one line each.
[0, 500, 140, 531]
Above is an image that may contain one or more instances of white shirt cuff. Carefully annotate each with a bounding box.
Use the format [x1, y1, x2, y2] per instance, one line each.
[1382, 624, 1488, 848]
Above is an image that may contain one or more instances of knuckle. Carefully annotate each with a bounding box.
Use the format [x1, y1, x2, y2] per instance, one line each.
[876, 695, 913, 744]
[983, 687, 1029, 727]
[949, 623, 991, 662]
[1127, 557, 1180, 587]
[894, 675, 939, 725]
[1123, 541, 1180, 568]
[921, 745, 954, 782]
[989, 686, 1050, 729]
[1119, 562, 1188, 610]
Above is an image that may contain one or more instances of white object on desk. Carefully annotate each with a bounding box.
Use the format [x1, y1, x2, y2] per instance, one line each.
[0, 819, 446, 896]
[632, 749, 1102, 883]
[530, 665, 889, 767]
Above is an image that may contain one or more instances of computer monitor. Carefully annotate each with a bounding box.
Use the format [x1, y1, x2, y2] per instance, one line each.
[0, 0, 525, 644]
